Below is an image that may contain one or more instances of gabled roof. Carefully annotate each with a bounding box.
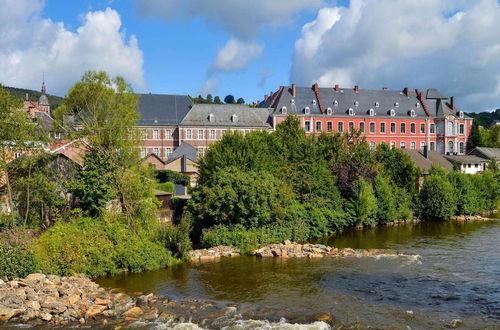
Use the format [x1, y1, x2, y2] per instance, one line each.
[444, 155, 487, 164]
[137, 94, 193, 126]
[181, 104, 271, 128]
[167, 142, 197, 162]
[425, 88, 447, 99]
[468, 147, 500, 161]
[402, 149, 453, 173]
[34, 111, 54, 131]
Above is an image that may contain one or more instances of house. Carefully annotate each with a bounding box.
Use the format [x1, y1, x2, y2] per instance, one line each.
[444, 155, 488, 174]
[402, 147, 454, 174]
[468, 147, 500, 162]
[258, 84, 472, 154]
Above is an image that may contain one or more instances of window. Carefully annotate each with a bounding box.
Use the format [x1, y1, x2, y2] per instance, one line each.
[400, 141, 406, 149]
[394, 102, 399, 107]
[222, 129, 227, 136]
[420, 123, 426, 134]
[430, 123, 436, 134]
[369, 122, 375, 133]
[369, 141, 376, 150]
[400, 123, 406, 134]
[153, 147, 159, 155]
[390, 109, 396, 117]
[244, 129, 250, 135]
[153, 129, 160, 140]
[333, 100, 338, 106]
[316, 121, 322, 132]
[430, 142, 435, 151]
[359, 122, 365, 133]
[304, 107, 310, 115]
[338, 122, 344, 132]
[459, 111, 464, 118]
[327, 122, 333, 132]
[198, 129, 204, 140]
[354, 101, 359, 107]
[53, 132, 61, 139]
[312, 100, 317, 105]
[141, 129, 147, 140]
[165, 147, 172, 157]
[390, 141, 396, 149]
[232, 114, 238, 123]
[410, 109, 416, 117]
[459, 142, 465, 154]
[349, 122, 355, 132]
[140, 148, 147, 158]
[186, 129, 192, 139]
[210, 130, 216, 140]
[375, 102, 379, 108]
[209, 113, 215, 122]
[420, 142, 425, 150]
[416, 102, 420, 108]
[326, 107, 332, 115]
[459, 124, 465, 134]
[448, 122, 454, 135]
[390, 122, 396, 134]
[304, 121, 311, 132]
[281, 106, 287, 114]
[197, 147, 205, 157]
[165, 129, 172, 140]
[448, 141, 454, 153]
[410, 142, 416, 150]
[348, 108, 355, 116]
[369, 109, 375, 116]
[380, 122, 386, 133]
[15, 152, 22, 158]
[410, 123, 416, 134]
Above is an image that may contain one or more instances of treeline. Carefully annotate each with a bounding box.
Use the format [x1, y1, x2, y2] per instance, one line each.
[4, 86, 63, 110]
[466, 109, 500, 127]
[187, 116, 500, 252]
[191, 94, 245, 105]
[0, 74, 190, 279]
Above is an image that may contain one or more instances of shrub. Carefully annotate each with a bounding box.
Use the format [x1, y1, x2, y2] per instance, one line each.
[202, 224, 260, 254]
[417, 174, 456, 221]
[448, 171, 480, 215]
[0, 229, 38, 279]
[156, 214, 193, 260]
[155, 170, 190, 185]
[373, 175, 397, 224]
[156, 182, 174, 193]
[347, 178, 377, 226]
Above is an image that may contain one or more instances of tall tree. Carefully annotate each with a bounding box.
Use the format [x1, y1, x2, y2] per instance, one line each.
[214, 96, 222, 104]
[224, 95, 235, 104]
[236, 97, 245, 104]
[206, 94, 213, 103]
[469, 119, 481, 149]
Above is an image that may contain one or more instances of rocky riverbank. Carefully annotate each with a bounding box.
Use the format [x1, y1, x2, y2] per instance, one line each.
[189, 241, 414, 262]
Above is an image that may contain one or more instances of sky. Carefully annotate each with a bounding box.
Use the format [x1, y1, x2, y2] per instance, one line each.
[0, 0, 499, 112]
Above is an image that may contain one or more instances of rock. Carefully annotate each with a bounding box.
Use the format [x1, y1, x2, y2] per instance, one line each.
[0, 306, 24, 322]
[136, 295, 149, 306]
[199, 255, 215, 262]
[68, 294, 80, 305]
[79, 317, 85, 324]
[40, 312, 52, 322]
[113, 293, 132, 304]
[0, 279, 5, 286]
[450, 319, 463, 328]
[26, 274, 46, 282]
[29, 300, 41, 311]
[405, 310, 414, 316]
[122, 306, 144, 318]
[85, 304, 107, 318]
[315, 313, 332, 321]
[95, 297, 111, 306]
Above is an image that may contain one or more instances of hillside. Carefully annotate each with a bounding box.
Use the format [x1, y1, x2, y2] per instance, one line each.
[466, 109, 500, 127]
[5, 86, 63, 110]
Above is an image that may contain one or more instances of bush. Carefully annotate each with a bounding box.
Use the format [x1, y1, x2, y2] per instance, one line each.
[156, 182, 174, 193]
[347, 178, 377, 226]
[156, 214, 193, 260]
[417, 174, 456, 221]
[0, 229, 38, 279]
[202, 224, 261, 254]
[155, 170, 190, 185]
[35, 217, 175, 277]
[373, 175, 397, 224]
[448, 171, 480, 215]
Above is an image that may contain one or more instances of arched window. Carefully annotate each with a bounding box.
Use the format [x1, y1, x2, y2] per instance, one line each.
[312, 100, 317, 105]
[448, 141, 454, 153]
[459, 142, 465, 154]
[390, 141, 396, 149]
[375, 102, 380, 108]
[348, 108, 355, 116]
[333, 100, 338, 106]
[390, 122, 396, 134]
[394, 102, 399, 107]
[400, 123, 406, 133]
[208, 113, 215, 122]
[416, 102, 420, 108]
[459, 111, 464, 119]
[231, 114, 238, 123]
[390, 109, 396, 117]
[410, 109, 416, 117]
[359, 122, 365, 133]
[326, 107, 333, 115]
[281, 106, 287, 114]
[369, 108, 375, 116]
[448, 122, 454, 135]
[304, 107, 310, 115]
[354, 101, 359, 107]
[290, 99, 295, 104]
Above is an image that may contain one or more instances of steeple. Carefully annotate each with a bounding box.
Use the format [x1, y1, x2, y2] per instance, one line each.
[39, 76, 49, 106]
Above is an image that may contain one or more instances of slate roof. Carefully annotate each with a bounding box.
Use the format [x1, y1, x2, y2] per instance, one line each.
[137, 94, 193, 126]
[168, 142, 197, 162]
[402, 149, 454, 173]
[34, 111, 54, 131]
[181, 104, 271, 128]
[261, 85, 469, 119]
[444, 155, 487, 164]
[469, 147, 500, 161]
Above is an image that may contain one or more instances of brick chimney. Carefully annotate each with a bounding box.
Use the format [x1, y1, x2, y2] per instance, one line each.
[403, 87, 410, 97]
[291, 84, 296, 97]
[354, 85, 359, 93]
[450, 96, 455, 110]
[270, 91, 274, 97]
[264, 94, 268, 101]
[312, 83, 324, 114]
[312, 83, 319, 93]
[334, 84, 340, 92]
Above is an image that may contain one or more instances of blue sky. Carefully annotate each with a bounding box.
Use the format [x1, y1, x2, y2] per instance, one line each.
[1, 0, 499, 111]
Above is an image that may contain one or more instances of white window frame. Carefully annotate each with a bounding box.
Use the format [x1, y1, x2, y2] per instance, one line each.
[420, 123, 426, 134]
[390, 122, 396, 134]
[420, 142, 425, 150]
[338, 121, 344, 132]
[348, 121, 355, 132]
[210, 129, 216, 140]
[304, 107, 311, 115]
[359, 122, 365, 133]
[400, 141, 406, 149]
[198, 129, 204, 140]
[410, 142, 416, 150]
[304, 120, 311, 132]
[400, 123, 406, 134]
[153, 147, 159, 155]
[410, 123, 416, 134]
[186, 129, 192, 140]
[369, 122, 375, 134]
[430, 123, 436, 134]
[327, 121, 333, 132]
[165, 129, 172, 140]
[153, 129, 160, 140]
[380, 122, 386, 134]
[316, 121, 322, 132]
[164, 147, 172, 157]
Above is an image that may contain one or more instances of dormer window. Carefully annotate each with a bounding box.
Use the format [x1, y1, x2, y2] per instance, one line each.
[304, 107, 310, 115]
[390, 109, 396, 117]
[394, 102, 399, 107]
[208, 113, 215, 122]
[326, 107, 332, 115]
[459, 111, 464, 119]
[375, 102, 379, 108]
[354, 101, 359, 107]
[312, 100, 317, 105]
[410, 109, 416, 117]
[231, 114, 238, 123]
[290, 99, 295, 104]
[348, 108, 355, 116]
[416, 102, 420, 108]
[333, 100, 338, 107]
[281, 106, 287, 114]
[369, 108, 375, 116]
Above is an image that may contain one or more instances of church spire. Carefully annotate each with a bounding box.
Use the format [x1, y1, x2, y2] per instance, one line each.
[39, 75, 49, 106]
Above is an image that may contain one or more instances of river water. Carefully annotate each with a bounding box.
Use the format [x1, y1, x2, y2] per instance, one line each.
[97, 220, 500, 329]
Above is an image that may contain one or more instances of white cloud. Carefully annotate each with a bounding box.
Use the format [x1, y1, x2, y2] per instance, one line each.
[0, 0, 144, 96]
[209, 39, 264, 74]
[199, 78, 219, 96]
[135, 0, 324, 41]
[291, 0, 500, 112]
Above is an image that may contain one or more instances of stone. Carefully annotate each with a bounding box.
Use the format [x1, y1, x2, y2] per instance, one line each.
[315, 313, 332, 322]
[199, 255, 215, 262]
[0, 279, 5, 286]
[26, 274, 46, 282]
[68, 294, 80, 305]
[95, 297, 111, 306]
[450, 319, 463, 328]
[113, 293, 132, 304]
[40, 312, 52, 322]
[85, 304, 107, 318]
[79, 317, 85, 324]
[122, 306, 144, 318]
[0, 306, 24, 322]
[29, 300, 41, 311]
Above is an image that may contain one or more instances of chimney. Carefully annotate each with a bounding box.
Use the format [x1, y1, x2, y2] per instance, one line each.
[403, 87, 410, 97]
[264, 94, 269, 101]
[354, 85, 359, 93]
[334, 84, 340, 92]
[423, 145, 429, 159]
[291, 84, 296, 97]
[450, 96, 455, 110]
[270, 91, 274, 97]
[382, 87, 389, 91]
[312, 83, 319, 93]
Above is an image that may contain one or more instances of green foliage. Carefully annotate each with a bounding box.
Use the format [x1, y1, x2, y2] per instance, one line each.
[236, 97, 245, 104]
[214, 96, 222, 104]
[155, 169, 190, 185]
[156, 182, 174, 193]
[447, 171, 480, 215]
[224, 95, 235, 104]
[35, 216, 174, 277]
[375, 143, 420, 193]
[477, 125, 500, 148]
[4, 86, 63, 111]
[0, 229, 38, 279]
[347, 178, 377, 226]
[417, 174, 456, 221]
[156, 214, 193, 260]
[466, 109, 500, 128]
[373, 175, 397, 224]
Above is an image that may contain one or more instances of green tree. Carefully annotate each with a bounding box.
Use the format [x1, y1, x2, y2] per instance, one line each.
[469, 119, 481, 149]
[236, 97, 245, 104]
[417, 174, 456, 220]
[373, 175, 397, 224]
[214, 96, 222, 104]
[206, 94, 213, 103]
[375, 143, 420, 193]
[348, 178, 377, 226]
[224, 95, 235, 104]
[447, 171, 480, 215]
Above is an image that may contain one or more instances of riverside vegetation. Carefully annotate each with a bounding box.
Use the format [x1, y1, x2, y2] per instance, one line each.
[0, 71, 499, 281]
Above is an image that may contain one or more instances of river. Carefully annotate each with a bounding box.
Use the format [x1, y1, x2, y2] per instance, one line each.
[97, 220, 500, 329]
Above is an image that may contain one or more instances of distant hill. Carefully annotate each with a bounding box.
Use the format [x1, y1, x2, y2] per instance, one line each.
[466, 109, 500, 127]
[4, 86, 63, 110]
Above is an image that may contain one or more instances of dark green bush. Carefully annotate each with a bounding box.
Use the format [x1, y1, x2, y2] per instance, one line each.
[417, 174, 456, 221]
[156, 214, 193, 260]
[155, 182, 174, 193]
[0, 229, 38, 279]
[155, 170, 190, 185]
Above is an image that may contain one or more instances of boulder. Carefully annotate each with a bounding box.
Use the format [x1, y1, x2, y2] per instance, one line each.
[122, 306, 144, 318]
[26, 274, 46, 282]
[85, 304, 107, 318]
[0, 306, 24, 322]
[40, 312, 52, 322]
